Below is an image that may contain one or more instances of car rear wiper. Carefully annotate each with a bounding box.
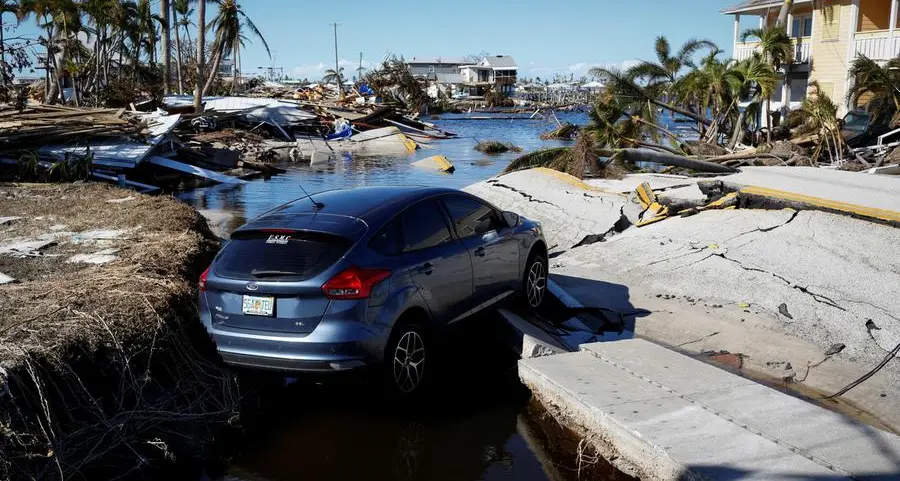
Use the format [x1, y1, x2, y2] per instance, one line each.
[251, 269, 304, 278]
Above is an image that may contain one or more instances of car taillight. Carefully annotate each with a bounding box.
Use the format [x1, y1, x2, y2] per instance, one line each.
[322, 266, 391, 300]
[199, 266, 210, 292]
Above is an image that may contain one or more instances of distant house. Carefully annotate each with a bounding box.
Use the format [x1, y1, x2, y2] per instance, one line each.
[405, 55, 518, 99]
[218, 57, 235, 77]
[405, 56, 467, 84]
[459, 55, 518, 97]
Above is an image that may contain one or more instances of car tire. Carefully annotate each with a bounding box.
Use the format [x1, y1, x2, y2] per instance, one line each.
[523, 252, 548, 310]
[384, 322, 429, 396]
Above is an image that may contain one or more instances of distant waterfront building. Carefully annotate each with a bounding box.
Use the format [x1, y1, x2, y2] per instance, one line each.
[459, 55, 518, 97]
[405, 55, 518, 99]
[722, 0, 900, 117]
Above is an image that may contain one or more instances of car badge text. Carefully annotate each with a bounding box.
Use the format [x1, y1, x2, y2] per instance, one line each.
[266, 235, 291, 245]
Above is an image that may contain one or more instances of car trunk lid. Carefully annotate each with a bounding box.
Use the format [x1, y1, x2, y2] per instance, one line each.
[204, 228, 356, 334]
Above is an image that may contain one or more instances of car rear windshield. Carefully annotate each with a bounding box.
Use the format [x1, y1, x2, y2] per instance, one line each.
[215, 230, 352, 281]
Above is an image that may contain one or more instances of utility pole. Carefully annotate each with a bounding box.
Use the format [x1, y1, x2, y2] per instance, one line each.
[358, 52, 363, 81]
[331, 23, 341, 95]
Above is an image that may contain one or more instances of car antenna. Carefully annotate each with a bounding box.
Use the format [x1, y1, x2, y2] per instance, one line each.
[298, 182, 324, 210]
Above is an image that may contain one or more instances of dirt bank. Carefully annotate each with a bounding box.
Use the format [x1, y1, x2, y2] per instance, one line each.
[0, 183, 238, 480]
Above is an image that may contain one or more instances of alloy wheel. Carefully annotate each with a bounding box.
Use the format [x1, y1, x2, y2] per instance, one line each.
[527, 260, 547, 308]
[392, 330, 426, 393]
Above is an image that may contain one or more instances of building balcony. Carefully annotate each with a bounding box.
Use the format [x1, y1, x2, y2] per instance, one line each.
[733, 38, 811, 65]
[854, 31, 900, 61]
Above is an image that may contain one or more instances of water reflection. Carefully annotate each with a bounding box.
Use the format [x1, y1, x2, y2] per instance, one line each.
[179, 113, 587, 223]
[223, 315, 554, 481]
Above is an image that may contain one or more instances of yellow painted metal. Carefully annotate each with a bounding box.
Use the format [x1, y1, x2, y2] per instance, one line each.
[635, 182, 657, 209]
[400, 134, 417, 153]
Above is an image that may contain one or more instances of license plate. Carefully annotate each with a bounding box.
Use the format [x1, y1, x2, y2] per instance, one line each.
[242, 295, 275, 316]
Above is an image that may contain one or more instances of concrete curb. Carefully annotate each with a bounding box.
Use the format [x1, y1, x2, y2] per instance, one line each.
[518, 360, 690, 481]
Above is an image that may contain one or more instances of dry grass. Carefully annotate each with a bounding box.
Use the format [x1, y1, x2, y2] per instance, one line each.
[0, 183, 238, 481]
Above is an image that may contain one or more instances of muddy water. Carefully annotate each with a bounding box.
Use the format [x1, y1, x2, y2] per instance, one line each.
[217, 314, 612, 481]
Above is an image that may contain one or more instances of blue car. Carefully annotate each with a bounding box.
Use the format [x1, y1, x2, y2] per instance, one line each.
[199, 186, 548, 394]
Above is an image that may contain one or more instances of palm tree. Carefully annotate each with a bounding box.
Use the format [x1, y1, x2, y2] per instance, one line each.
[800, 81, 844, 163]
[19, 0, 83, 104]
[726, 55, 778, 148]
[741, 26, 793, 142]
[323, 66, 344, 86]
[202, 0, 270, 95]
[846, 55, 900, 125]
[624, 36, 717, 97]
[0, 1, 20, 80]
[193, 0, 204, 112]
[160, 0, 170, 94]
[134, 0, 161, 67]
[173, 0, 195, 93]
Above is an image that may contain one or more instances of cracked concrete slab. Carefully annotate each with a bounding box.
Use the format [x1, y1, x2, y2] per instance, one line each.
[464, 169, 627, 251]
[466, 169, 900, 432]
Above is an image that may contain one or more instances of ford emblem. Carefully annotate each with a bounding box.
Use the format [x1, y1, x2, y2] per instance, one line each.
[246, 283, 259, 291]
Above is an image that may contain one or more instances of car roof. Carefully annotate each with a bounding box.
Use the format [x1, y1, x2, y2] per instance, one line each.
[238, 185, 465, 234]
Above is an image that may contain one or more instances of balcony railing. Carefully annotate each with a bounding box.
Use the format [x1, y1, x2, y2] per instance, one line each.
[733, 38, 811, 64]
[854, 31, 900, 61]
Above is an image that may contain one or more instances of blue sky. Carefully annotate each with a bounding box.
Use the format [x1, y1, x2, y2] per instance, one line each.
[8, 0, 739, 80]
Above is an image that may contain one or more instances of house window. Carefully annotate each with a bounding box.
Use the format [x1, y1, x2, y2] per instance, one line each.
[792, 15, 813, 37]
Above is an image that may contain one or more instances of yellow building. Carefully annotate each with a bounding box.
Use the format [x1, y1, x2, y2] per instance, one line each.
[722, 0, 900, 117]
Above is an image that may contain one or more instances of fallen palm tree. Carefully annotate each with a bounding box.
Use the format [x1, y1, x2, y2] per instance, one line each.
[540, 122, 579, 140]
[475, 140, 522, 154]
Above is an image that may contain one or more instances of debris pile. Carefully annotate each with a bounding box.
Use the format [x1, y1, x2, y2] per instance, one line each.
[0, 89, 459, 192]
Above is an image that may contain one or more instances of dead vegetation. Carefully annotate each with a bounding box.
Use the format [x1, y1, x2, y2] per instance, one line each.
[474, 140, 522, 154]
[0, 183, 238, 481]
[540, 122, 579, 140]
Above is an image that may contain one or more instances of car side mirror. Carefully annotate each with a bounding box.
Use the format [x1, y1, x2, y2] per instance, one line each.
[502, 211, 519, 228]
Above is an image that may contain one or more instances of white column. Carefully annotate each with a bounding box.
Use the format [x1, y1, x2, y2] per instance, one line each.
[734, 14, 741, 45]
[787, 12, 794, 35]
[845, 0, 861, 115]
[890, 0, 898, 57]
[760, 14, 765, 28]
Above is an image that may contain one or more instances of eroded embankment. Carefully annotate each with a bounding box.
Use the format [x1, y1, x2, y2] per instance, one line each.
[0, 183, 238, 480]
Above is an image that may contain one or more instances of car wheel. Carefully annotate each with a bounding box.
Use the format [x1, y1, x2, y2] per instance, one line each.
[523, 253, 548, 309]
[385, 323, 428, 395]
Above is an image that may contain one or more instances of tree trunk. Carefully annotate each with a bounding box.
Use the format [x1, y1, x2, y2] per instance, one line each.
[776, 0, 794, 29]
[728, 108, 747, 149]
[203, 43, 223, 96]
[231, 43, 238, 94]
[161, 0, 171, 94]
[651, 98, 713, 126]
[599, 148, 740, 174]
[194, 0, 206, 113]
[132, 32, 142, 82]
[765, 96, 772, 143]
[173, 10, 184, 93]
[0, 12, 5, 86]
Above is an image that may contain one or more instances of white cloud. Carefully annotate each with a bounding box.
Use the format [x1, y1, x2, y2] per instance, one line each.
[290, 58, 376, 80]
[567, 62, 586, 73]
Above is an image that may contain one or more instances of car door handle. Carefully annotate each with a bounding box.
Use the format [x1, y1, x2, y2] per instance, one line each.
[474, 247, 486, 257]
[418, 263, 434, 275]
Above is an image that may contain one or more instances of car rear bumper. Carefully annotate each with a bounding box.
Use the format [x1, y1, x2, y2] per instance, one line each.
[205, 321, 391, 373]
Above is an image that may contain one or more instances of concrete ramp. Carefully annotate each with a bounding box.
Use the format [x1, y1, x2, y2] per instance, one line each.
[520, 338, 900, 480]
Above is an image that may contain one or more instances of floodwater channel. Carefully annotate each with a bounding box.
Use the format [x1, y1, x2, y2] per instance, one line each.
[180, 112, 650, 481]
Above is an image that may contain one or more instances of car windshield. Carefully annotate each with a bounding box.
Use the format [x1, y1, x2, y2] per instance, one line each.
[843, 112, 870, 132]
[215, 230, 352, 281]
